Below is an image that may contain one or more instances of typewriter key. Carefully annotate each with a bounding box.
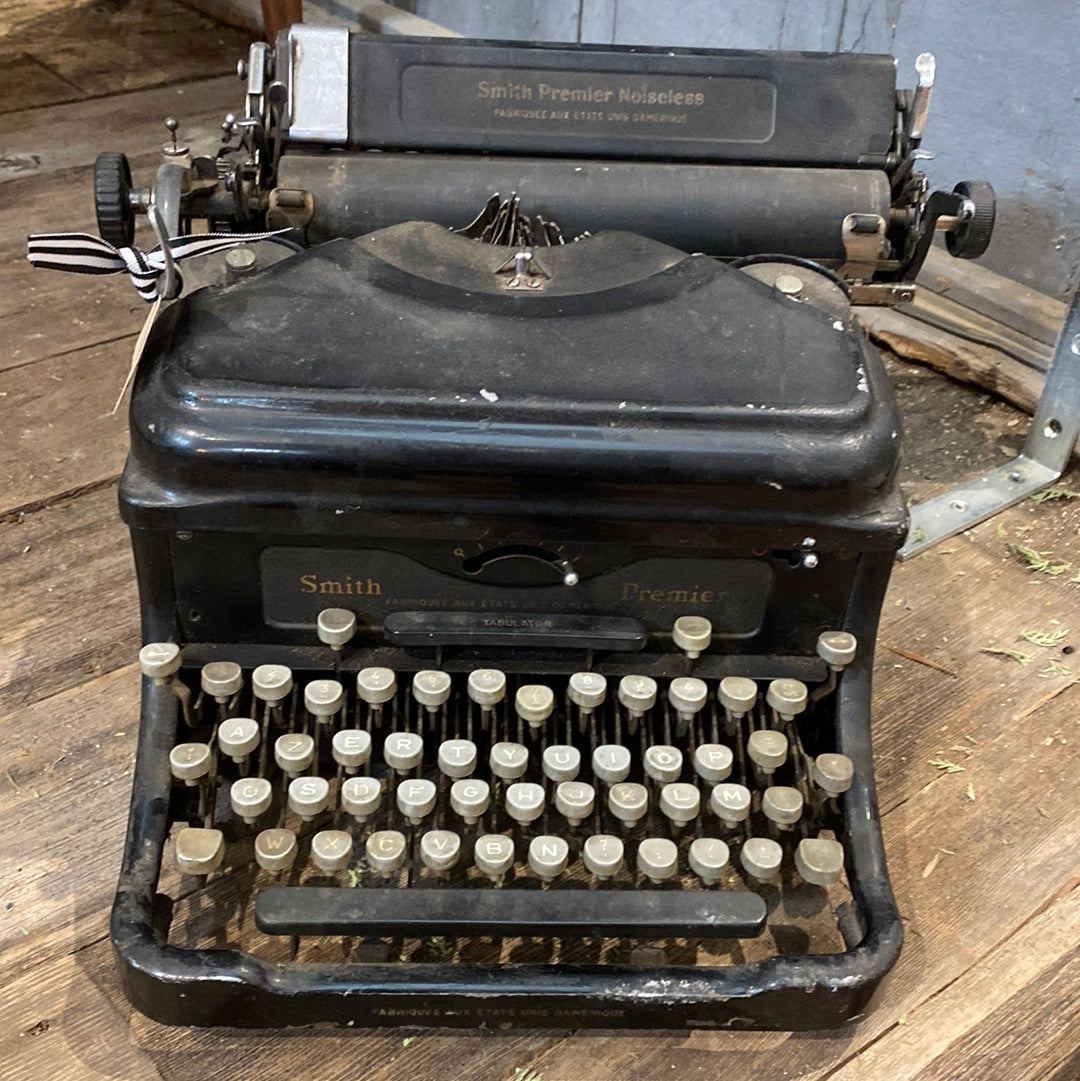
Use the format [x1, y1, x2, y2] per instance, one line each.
[542, 744, 581, 783]
[672, 615, 712, 660]
[288, 776, 330, 821]
[617, 675, 657, 718]
[659, 782, 701, 826]
[583, 833, 624, 880]
[331, 729, 372, 772]
[529, 835, 569, 882]
[316, 608, 357, 650]
[384, 731, 424, 773]
[366, 830, 407, 877]
[467, 668, 507, 709]
[555, 780, 595, 826]
[816, 631, 858, 670]
[169, 742, 211, 785]
[711, 782, 752, 827]
[311, 829, 353, 873]
[515, 684, 555, 729]
[450, 778, 490, 824]
[341, 776, 382, 822]
[397, 778, 437, 825]
[474, 834, 515, 882]
[568, 672, 607, 712]
[693, 743, 734, 783]
[812, 753, 855, 796]
[740, 837, 783, 884]
[609, 782, 648, 826]
[218, 717, 259, 763]
[762, 785, 804, 829]
[139, 642, 181, 683]
[668, 677, 707, 723]
[592, 744, 631, 784]
[175, 827, 224, 876]
[795, 837, 845, 886]
[489, 741, 529, 781]
[251, 663, 293, 704]
[438, 738, 478, 779]
[413, 670, 452, 712]
[305, 678, 345, 719]
[275, 732, 315, 777]
[254, 827, 297, 873]
[747, 730, 789, 775]
[421, 829, 462, 874]
[644, 744, 683, 784]
[230, 777, 272, 823]
[689, 837, 730, 885]
[357, 667, 396, 707]
[766, 678, 808, 720]
[201, 661, 242, 703]
[718, 676, 758, 719]
[637, 837, 678, 883]
[506, 781, 545, 825]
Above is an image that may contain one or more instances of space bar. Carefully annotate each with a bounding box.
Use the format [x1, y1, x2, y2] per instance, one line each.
[254, 887, 767, 939]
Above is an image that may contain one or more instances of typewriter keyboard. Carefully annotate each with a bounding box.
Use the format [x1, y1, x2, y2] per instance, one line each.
[143, 626, 862, 968]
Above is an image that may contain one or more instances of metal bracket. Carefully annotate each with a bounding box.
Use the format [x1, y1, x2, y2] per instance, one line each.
[899, 284, 1080, 559]
[840, 214, 886, 280]
[495, 250, 550, 291]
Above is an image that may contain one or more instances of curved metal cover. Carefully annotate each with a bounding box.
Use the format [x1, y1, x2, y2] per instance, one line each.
[129, 224, 901, 496]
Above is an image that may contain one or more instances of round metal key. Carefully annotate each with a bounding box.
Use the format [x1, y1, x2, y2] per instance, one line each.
[689, 837, 730, 884]
[311, 829, 353, 873]
[740, 836, 783, 883]
[583, 833, 624, 880]
[201, 661, 242, 702]
[366, 830, 407, 877]
[252, 663, 293, 704]
[341, 776, 382, 821]
[357, 667, 396, 706]
[316, 607, 357, 649]
[672, 615, 712, 659]
[637, 837, 679, 882]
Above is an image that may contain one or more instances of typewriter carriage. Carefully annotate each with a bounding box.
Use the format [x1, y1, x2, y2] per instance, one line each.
[95, 30, 994, 303]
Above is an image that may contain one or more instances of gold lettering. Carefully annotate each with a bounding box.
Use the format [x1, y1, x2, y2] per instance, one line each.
[299, 574, 318, 593]
[319, 580, 344, 594]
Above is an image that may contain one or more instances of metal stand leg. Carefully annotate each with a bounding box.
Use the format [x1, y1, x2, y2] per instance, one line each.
[899, 285, 1080, 560]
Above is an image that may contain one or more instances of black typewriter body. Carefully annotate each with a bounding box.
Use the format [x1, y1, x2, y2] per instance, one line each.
[86, 29, 996, 1031]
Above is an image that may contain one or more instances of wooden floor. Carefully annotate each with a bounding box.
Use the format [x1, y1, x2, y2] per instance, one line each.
[1, 3, 1078, 1079]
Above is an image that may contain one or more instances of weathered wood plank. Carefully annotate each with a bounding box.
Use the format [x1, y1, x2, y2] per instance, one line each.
[858, 306, 1044, 415]
[825, 884, 1079, 1081]
[0, 76, 237, 187]
[921, 247, 1068, 350]
[0, 946, 166, 1081]
[0, 51, 81, 112]
[0, 264, 143, 374]
[0, 485, 137, 712]
[0, 339, 130, 517]
[903, 289, 1054, 374]
[0, 0, 247, 112]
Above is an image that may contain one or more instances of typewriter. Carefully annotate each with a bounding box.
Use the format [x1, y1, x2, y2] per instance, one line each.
[43, 28, 996, 1030]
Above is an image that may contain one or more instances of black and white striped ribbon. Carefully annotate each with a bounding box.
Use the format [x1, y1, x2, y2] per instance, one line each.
[26, 229, 294, 302]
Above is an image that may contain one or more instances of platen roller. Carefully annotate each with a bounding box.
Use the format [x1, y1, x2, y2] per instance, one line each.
[278, 152, 892, 258]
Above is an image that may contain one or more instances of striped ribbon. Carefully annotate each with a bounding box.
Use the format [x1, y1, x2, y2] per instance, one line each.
[26, 229, 294, 302]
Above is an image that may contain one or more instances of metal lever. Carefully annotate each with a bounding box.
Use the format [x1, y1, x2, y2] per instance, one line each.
[146, 203, 177, 301]
[899, 283, 1080, 559]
